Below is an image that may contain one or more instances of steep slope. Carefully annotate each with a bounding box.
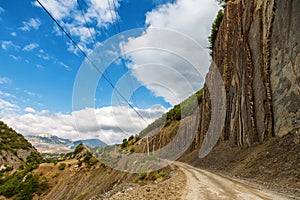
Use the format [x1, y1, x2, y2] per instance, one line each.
[0, 121, 40, 169]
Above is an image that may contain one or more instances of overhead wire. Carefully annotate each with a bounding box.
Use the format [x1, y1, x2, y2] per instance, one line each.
[107, 0, 138, 107]
[36, 0, 149, 125]
[76, 0, 113, 83]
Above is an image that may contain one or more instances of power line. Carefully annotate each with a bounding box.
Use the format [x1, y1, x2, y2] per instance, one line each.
[77, 0, 136, 137]
[36, 0, 149, 125]
[107, 0, 138, 106]
[76, 0, 112, 84]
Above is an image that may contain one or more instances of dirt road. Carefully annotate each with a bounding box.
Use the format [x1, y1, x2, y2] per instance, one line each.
[107, 161, 292, 200]
[174, 161, 290, 200]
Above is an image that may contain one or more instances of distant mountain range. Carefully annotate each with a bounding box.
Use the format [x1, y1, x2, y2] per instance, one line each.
[25, 134, 107, 153]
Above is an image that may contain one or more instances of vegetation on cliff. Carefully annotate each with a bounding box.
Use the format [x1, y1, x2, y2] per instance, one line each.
[139, 89, 203, 137]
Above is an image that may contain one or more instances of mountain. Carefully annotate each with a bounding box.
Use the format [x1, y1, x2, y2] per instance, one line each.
[26, 134, 107, 153]
[72, 139, 107, 149]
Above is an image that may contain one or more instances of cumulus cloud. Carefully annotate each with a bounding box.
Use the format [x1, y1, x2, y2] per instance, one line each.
[35, 0, 120, 54]
[1, 105, 167, 144]
[122, 0, 219, 105]
[24, 107, 36, 113]
[19, 18, 41, 31]
[23, 43, 39, 51]
[11, 32, 17, 37]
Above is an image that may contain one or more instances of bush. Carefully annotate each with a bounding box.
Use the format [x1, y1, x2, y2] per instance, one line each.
[26, 152, 43, 164]
[155, 172, 166, 178]
[128, 135, 134, 141]
[139, 172, 147, 180]
[0, 170, 42, 199]
[74, 143, 84, 155]
[121, 139, 128, 148]
[58, 163, 66, 170]
[129, 147, 135, 153]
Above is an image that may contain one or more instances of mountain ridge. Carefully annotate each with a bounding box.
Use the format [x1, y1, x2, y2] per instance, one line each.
[26, 134, 107, 153]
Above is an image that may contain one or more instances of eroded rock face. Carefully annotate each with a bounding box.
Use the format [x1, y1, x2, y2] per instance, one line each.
[270, 0, 300, 137]
[198, 0, 299, 148]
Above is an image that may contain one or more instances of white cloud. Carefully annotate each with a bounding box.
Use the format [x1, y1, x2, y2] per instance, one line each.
[0, 77, 12, 85]
[36, 64, 44, 69]
[0, 99, 19, 112]
[1, 105, 167, 144]
[23, 43, 39, 51]
[23, 90, 42, 98]
[19, 18, 41, 31]
[37, 54, 49, 60]
[0, 91, 15, 99]
[24, 107, 36, 113]
[11, 32, 17, 37]
[9, 54, 22, 60]
[57, 61, 71, 71]
[1, 41, 19, 50]
[36, 49, 50, 60]
[123, 0, 219, 105]
[36, 0, 120, 54]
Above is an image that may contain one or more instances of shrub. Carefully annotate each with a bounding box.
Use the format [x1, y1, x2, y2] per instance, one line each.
[58, 163, 66, 170]
[129, 147, 135, 153]
[128, 135, 134, 141]
[74, 143, 84, 155]
[139, 172, 147, 180]
[208, 9, 224, 56]
[121, 139, 128, 148]
[155, 172, 166, 178]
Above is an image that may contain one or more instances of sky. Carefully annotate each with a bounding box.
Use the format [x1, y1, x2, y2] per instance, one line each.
[0, 0, 219, 144]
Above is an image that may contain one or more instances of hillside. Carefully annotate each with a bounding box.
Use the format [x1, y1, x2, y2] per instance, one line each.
[0, 121, 47, 199]
[0, 121, 40, 169]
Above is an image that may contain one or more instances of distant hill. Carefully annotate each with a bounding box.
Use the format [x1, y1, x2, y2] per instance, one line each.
[72, 139, 107, 149]
[26, 134, 107, 153]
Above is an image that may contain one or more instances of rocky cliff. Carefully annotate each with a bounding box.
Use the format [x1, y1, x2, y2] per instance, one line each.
[195, 0, 300, 149]
[138, 0, 299, 156]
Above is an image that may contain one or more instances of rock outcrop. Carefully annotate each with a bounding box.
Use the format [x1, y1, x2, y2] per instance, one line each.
[194, 0, 300, 150]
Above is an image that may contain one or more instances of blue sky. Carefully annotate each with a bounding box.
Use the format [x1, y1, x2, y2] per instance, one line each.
[0, 0, 219, 144]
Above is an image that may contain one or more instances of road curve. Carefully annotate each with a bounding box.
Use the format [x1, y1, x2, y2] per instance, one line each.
[173, 161, 289, 200]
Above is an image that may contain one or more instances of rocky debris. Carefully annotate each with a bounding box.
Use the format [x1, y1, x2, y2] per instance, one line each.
[90, 183, 138, 200]
[106, 170, 186, 200]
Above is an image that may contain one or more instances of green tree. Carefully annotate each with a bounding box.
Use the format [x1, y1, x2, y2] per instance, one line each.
[74, 143, 84, 155]
[208, 9, 224, 56]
